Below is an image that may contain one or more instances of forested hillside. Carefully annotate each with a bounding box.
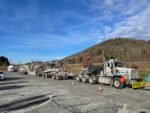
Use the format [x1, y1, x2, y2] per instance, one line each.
[63, 38, 150, 64]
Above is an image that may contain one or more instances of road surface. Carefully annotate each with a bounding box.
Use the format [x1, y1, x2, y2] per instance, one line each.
[0, 72, 150, 113]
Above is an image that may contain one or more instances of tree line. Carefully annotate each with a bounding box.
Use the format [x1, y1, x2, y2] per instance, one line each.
[0, 56, 10, 66]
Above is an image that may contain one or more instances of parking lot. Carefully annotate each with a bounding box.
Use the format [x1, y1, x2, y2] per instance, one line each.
[0, 72, 150, 113]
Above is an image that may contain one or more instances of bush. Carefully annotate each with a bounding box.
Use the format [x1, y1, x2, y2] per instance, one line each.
[131, 64, 139, 69]
[0, 56, 10, 66]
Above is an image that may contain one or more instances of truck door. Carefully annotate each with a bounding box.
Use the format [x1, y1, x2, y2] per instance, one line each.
[106, 62, 114, 77]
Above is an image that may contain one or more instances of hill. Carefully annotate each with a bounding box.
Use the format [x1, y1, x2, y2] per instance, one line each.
[63, 38, 150, 64]
[0, 56, 10, 66]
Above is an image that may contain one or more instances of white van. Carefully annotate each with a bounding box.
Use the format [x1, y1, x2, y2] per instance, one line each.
[0, 71, 5, 80]
[7, 65, 14, 72]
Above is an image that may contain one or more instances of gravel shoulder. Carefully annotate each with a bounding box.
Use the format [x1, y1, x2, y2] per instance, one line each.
[0, 72, 150, 113]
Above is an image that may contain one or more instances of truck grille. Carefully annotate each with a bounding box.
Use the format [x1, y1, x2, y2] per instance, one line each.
[131, 70, 140, 79]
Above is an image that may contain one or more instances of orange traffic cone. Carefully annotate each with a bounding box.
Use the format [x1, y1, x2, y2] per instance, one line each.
[98, 84, 104, 94]
[71, 80, 74, 85]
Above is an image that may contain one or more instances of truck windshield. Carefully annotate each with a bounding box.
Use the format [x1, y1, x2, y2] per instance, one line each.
[115, 62, 123, 67]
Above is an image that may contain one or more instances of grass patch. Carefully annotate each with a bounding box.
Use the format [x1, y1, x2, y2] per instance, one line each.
[139, 70, 150, 78]
[0, 66, 7, 71]
[65, 65, 86, 73]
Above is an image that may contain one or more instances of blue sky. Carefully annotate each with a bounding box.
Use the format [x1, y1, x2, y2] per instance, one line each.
[0, 0, 150, 63]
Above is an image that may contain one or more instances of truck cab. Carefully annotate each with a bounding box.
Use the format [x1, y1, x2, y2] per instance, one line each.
[103, 59, 125, 76]
[101, 59, 144, 88]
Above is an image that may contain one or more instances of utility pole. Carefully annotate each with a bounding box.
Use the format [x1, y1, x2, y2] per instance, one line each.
[76, 56, 77, 65]
[102, 50, 105, 63]
[102, 50, 106, 75]
[36, 48, 39, 61]
[122, 49, 124, 63]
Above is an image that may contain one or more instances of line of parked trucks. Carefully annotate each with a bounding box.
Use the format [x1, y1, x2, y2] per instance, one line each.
[7, 59, 145, 89]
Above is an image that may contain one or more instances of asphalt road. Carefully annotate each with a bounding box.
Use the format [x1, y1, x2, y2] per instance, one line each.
[0, 72, 150, 113]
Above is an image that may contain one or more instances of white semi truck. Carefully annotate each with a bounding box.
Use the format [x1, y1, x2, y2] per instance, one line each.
[76, 59, 145, 89]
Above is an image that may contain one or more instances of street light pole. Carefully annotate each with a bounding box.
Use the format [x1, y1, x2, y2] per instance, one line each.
[36, 48, 39, 61]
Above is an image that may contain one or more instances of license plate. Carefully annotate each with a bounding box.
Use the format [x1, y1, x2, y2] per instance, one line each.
[132, 82, 145, 88]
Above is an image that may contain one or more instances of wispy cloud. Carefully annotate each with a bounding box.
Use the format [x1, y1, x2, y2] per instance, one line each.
[109, 7, 150, 39]
[83, 0, 150, 41]
[0, 0, 150, 63]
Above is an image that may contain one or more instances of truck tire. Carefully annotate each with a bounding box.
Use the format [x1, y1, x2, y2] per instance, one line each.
[52, 75, 55, 80]
[42, 73, 45, 78]
[110, 79, 114, 87]
[82, 76, 88, 83]
[89, 76, 97, 84]
[35, 73, 37, 77]
[76, 76, 81, 82]
[37, 73, 40, 77]
[56, 75, 60, 80]
[63, 74, 67, 80]
[44, 73, 48, 79]
[113, 78, 124, 89]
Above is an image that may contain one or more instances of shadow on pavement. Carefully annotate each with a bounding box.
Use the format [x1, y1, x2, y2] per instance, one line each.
[141, 88, 150, 91]
[4, 77, 23, 81]
[0, 94, 51, 112]
[139, 111, 147, 113]
[0, 85, 26, 91]
[0, 81, 28, 85]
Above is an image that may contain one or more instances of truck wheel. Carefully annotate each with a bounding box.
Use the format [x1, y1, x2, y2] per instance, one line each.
[56, 75, 60, 80]
[52, 75, 55, 80]
[113, 78, 124, 89]
[89, 76, 97, 84]
[41, 73, 44, 78]
[63, 75, 67, 80]
[38, 73, 41, 77]
[110, 79, 114, 87]
[35, 72, 38, 77]
[82, 76, 88, 83]
[45, 73, 48, 79]
[36, 72, 38, 77]
[76, 76, 81, 82]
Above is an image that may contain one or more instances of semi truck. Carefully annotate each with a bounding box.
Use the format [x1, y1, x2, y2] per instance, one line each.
[76, 59, 145, 89]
